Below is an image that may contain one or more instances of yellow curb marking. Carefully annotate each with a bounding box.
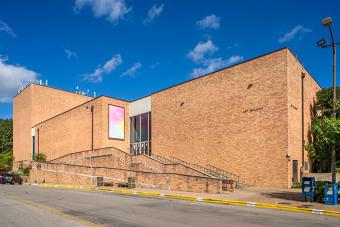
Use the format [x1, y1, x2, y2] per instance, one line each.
[136, 191, 161, 197]
[164, 194, 197, 201]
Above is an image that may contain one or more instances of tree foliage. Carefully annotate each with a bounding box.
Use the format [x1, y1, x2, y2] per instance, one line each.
[0, 119, 13, 171]
[34, 153, 46, 163]
[306, 87, 340, 172]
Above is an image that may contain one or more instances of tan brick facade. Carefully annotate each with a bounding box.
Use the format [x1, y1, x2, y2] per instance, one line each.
[13, 48, 320, 189]
[33, 96, 130, 160]
[287, 53, 320, 186]
[151, 48, 320, 188]
[13, 84, 92, 161]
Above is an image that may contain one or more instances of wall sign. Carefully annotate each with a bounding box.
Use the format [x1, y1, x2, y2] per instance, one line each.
[243, 107, 263, 113]
[109, 105, 125, 140]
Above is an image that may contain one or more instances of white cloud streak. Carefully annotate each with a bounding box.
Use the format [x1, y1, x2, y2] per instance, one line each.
[121, 62, 142, 77]
[187, 40, 243, 78]
[150, 62, 159, 69]
[74, 0, 131, 24]
[187, 40, 218, 62]
[196, 15, 220, 30]
[190, 56, 243, 78]
[82, 54, 122, 83]
[278, 25, 312, 43]
[64, 49, 78, 59]
[143, 4, 164, 24]
[0, 57, 38, 103]
[0, 20, 16, 37]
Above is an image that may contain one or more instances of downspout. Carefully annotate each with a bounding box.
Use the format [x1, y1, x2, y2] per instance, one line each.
[301, 72, 305, 180]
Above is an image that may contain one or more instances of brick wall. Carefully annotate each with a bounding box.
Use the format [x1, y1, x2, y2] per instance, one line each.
[33, 97, 130, 160]
[13, 84, 92, 161]
[151, 49, 290, 187]
[13, 87, 32, 162]
[150, 48, 319, 188]
[287, 52, 321, 187]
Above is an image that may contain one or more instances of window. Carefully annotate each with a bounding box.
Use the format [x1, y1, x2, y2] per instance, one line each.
[130, 115, 141, 143]
[130, 112, 151, 155]
[304, 161, 309, 171]
[141, 113, 149, 142]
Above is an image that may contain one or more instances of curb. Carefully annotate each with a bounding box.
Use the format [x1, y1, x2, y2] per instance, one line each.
[28, 183, 340, 217]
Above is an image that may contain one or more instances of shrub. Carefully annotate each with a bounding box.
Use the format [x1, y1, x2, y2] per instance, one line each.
[22, 166, 30, 176]
[315, 181, 331, 202]
[292, 182, 301, 188]
[34, 153, 46, 163]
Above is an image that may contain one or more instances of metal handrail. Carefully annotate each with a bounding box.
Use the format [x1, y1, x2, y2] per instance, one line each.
[151, 155, 175, 164]
[169, 156, 240, 187]
[169, 157, 217, 178]
[206, 164, 240, 185]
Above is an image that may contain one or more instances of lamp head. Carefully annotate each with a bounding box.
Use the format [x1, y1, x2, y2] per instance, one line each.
[317, 39, 327, 47]
[322, 17, 332, 27]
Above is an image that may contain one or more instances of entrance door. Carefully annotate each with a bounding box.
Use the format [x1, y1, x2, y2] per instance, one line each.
[130, 112, 151, 156]
[292, 160, 299, 184]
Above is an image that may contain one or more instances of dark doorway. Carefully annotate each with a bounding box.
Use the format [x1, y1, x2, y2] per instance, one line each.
[293, 160, 299, 184]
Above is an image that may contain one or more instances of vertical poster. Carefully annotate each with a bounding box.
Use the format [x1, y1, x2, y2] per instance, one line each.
[109, 105, 125, 140]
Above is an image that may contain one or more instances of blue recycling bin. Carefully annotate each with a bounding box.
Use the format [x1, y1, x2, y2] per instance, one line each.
[324, 183, 338, 205]
[302, 177, 315, 202]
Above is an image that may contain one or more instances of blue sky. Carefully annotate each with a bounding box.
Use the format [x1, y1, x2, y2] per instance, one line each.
[0, 0, 339, 119]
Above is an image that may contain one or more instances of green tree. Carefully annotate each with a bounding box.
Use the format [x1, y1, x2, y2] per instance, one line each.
[314, 87, 340, 118]
[306, 117, 340, 172]
[0, 119, 13, 171]
[306, 87, 340, 172]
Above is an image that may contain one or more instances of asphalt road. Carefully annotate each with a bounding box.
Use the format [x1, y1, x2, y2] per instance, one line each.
[0, 185, 338, 227]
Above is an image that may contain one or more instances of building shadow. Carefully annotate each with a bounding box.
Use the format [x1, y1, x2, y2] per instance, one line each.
[260, 191, 321, 206]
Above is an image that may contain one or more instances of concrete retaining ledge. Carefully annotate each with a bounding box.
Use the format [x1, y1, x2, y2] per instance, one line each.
[27, 183, 340, 218]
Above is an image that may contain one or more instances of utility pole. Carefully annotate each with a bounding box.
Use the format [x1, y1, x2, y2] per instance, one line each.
[317, 17, 339, 184]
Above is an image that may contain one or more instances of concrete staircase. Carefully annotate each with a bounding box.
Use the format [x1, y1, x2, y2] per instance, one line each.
[152, 155, 241, 188]
[32, 146, 240, 193]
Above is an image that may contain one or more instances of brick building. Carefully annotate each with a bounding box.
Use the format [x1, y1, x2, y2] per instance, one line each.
[13, 48, 320, 188]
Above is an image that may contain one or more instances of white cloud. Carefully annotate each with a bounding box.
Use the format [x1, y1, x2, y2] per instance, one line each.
[0, 20, 16, 37]
[187, 40, 218, 62]
[74, 0, 131, 24]
[121, 62, 142, 77]
[226, 55, 243, 65]
[190, 56, 243, 78]
[150, 62, 159, 69]
[196, 15, 220, 30]
[0, 57, 38, 103]
[82, 54, 122, 82]
[187, 39, 243, 78]
[64, 49, 78, 59]
[143, 4, 164, 24]
[278, 25, 312, 43]
[226, 42, 239, 50]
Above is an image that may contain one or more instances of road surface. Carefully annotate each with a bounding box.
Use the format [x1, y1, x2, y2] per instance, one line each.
[0, 185, 338, 227]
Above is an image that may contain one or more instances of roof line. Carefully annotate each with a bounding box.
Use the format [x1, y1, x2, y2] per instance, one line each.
[32, 94, 130, 127]
[16, 47, 321, 105]
[285, 48, 322, 88]
[14, 83, 131, 103]
[131, 47, 290, 101]
[13, 83, 95, 100]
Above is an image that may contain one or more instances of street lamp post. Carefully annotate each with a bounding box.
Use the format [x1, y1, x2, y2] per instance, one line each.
[317, 16, 339, 184]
